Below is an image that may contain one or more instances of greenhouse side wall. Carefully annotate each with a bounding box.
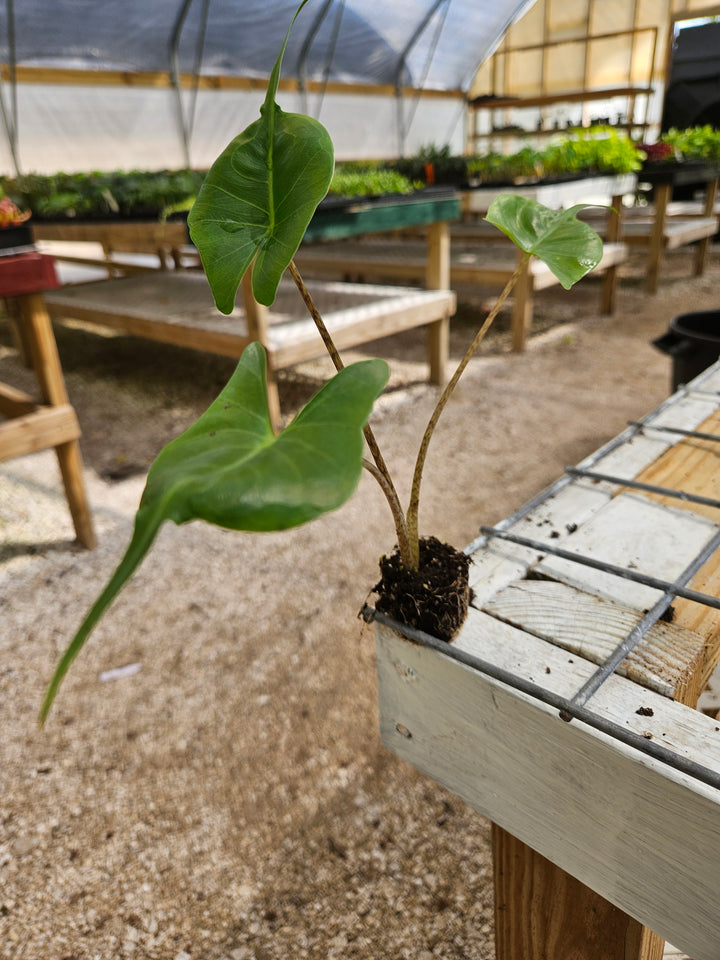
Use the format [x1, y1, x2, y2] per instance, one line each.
[2, 84, 466, 175]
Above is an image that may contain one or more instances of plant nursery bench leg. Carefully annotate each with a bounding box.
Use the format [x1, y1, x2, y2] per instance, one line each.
[492, 826, 664, 960]
[0, 292, 95, 548]
[240, 269, 281, 430]
[599, 194, 624, 316]
[424, 221, 451, 384]
[510, 252, 533, 352]
[645, 183, 671, 295]
[693, 176, 719, 278]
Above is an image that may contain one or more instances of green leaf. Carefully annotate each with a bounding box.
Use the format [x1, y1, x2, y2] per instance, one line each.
[40, 343, 389, 723]
[485, 195, 604, 289]
[187, 0, 334, 311]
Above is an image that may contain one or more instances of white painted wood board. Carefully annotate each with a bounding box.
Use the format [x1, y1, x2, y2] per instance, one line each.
[376, 616, 720, 960]
[535, 492, 718, 611]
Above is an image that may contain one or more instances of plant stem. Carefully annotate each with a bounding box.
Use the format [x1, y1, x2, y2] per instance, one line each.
[405, 252, 532, 569]
[288, 260, 411, 562]
[362, 460, 411, 562]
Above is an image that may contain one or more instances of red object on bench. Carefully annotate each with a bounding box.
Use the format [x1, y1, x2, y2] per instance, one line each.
[0, 252, 59, 298]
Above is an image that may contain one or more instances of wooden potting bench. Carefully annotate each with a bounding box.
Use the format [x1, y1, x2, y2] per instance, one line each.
[44, 272, 455, 430]
[0, 252, 95, 547]
[297, 175, 634, 351]
[42, 192, 460, 429]
[374, 361, 720, 960]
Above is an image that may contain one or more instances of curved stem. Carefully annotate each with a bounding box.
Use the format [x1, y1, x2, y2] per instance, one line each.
[288, 260, 412, 564]
[288, 259, 345, 371]
[405, 252, 532, 569]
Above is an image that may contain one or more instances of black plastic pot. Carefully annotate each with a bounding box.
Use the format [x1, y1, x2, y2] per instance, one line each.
[653, 310, 720, 390]
[0, 223, 34, 250]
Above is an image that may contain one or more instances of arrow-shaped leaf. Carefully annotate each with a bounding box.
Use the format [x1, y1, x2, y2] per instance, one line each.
[41, 343, 389, 722]
[188, 0, 334, 311]
[485, 195, 604, 289]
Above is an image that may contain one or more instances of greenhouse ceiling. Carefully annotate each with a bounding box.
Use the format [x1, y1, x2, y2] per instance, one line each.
[0, 0, 534, 93]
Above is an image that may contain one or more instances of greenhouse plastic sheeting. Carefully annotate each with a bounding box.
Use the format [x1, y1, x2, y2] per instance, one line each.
[0, 0, 533, 92]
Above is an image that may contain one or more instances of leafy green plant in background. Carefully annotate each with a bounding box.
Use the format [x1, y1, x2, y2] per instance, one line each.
[466, 146, 542, 183]
[541, 127, 643, 177]
[659, 125, 720, 163]
[329, 164, 418, 198]
[40, 0, 604, 723]
[1, 168, 205, 220]
[392, 143, 470, 185]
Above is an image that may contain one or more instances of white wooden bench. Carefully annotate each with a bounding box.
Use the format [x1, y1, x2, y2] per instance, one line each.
[43, 271, 455, 428]
[295, 236, 628, 351]
[374, 362, 720, 960]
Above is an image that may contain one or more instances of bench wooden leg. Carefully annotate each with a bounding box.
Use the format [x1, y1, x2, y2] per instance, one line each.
[645, 183, 670, 295]
[15, 293, 96, 548]
[426, 314, 449, 385]
[425, 221, 451, 291]
[600, 193, 623, 315]
[693, 176, 718, 278]
[511, 258, 533, 352]
[493, 825, 664, 960]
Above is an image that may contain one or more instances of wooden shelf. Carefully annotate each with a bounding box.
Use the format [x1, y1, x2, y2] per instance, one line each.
[468, 84, 655, 151]
[470, 86, 654, 111]
[478, 122, 649, 141]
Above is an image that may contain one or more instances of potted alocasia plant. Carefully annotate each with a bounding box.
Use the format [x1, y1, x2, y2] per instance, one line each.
[40, 0, 604, 722]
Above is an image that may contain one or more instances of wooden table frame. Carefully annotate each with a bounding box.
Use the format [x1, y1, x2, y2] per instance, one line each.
[40, 194, 460, 430]
[44, 272, 456, 432]
[1, 288, 95, 548]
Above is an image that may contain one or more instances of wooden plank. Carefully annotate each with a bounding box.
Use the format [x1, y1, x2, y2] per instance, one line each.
[3, 64, 463, 100]
[694, 176, 719, 277]
[425, 220, 451, 290]
[484, 579, 707, 702]
[626, 406, 720, 686]
[54, 437, 97, 549]
[646, 182, 670, 294]
[0, 405, 80, 462]
[297, 239, 626, 291]
[45, 273, 455, 367]
[461, 175, 637, 216]
[535, 491, 719, 611]
[375, 616, 720, 960]
[271, 291, 456, 368]
[426, 315, 449, 385]
[0, 382, 36, 418]
[47, 297, 252, 358]
[493, 826, 664, 960]
[34, 220, 188, 251]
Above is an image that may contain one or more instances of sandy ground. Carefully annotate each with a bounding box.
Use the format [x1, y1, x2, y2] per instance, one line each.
[1, 246, 719, 959]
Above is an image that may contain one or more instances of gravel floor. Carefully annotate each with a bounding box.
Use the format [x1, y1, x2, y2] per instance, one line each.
[1, 246, 718, 959]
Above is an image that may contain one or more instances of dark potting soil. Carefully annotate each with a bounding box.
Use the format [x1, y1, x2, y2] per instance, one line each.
[373, 536, 470, 642]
